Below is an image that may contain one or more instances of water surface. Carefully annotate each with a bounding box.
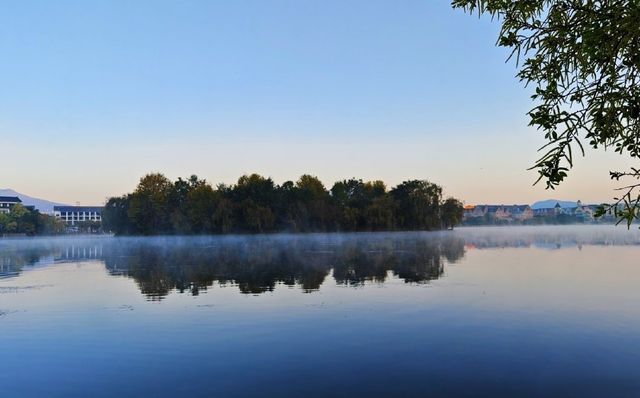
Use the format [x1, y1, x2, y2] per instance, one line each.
[1, 226, 639, 397]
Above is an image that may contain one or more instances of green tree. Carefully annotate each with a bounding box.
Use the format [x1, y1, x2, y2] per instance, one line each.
[231, 174, 277, 233]
[0, 205, 45, 235]
[274, 181, 301, 231]
[365, 195, 395, 230]
[37, 213, 66, 235]
[441, 198, 464, 229]
[128, 173, 174, 234]
[453, 0, 640, 226]
[11, 204, 37, 235]
[103, 195, 133, 234]
[185, 183, 218, 233]
[213, 196, 234, 233]
[102, 172, 463, 235]
[295, 175, 332, 231]
[331, 179, 367, 230]
[0, 212, 11, 234]
[390, 180, 443, 230]
[330, 179, 389, 231]
[169, 175, 207, 233]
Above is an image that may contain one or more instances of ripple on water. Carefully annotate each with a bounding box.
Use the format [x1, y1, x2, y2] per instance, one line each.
[0, 310, 20, 317]
[0, 285, 54, 294]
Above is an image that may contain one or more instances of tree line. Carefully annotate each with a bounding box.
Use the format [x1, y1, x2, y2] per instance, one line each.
[103, 173, 464, 235]
[0, 204, 65, 236]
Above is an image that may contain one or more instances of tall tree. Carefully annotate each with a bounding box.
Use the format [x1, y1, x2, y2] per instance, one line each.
[128, 173, 174, 234]
[453, 0, 640, 226]
[103, 195, 133, 235]
[232, 174, 277, 233]
[295, 175, 332, 231]
[185, 183, 218, 233]
[441, 198, 464, 229]
[391, 180, 443, 230]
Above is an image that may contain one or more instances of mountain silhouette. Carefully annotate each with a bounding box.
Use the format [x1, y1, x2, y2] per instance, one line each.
[0, 188, 69, 213]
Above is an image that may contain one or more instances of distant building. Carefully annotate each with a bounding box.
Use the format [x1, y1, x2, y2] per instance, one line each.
[493, 206, 512, 220]
[465, 199, 604, 224]
[533, 203, 562, 217]
[463, 204, 533, 221]
[53, 206, 103, 225]
[483, 205, 502, 216]
[465, 205, 502, 218]
[574, 205, 595, 221]
[463, 205, 478, 218]
[508, 205, 534, 221]
[0, 196, 22, 214]
[563, 200, 598, 221]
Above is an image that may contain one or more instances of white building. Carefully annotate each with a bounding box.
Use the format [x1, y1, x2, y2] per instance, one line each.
[53, 206, 103, 225]
[0, 196, 22, 214]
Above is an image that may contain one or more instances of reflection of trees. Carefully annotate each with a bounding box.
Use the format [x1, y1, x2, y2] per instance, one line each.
[5, 227, 635, 298]
[0, 249, 43, 278]
[0, 244, 62, 278]
[329, 237, 455, 286]
[97, 234, 466, 299]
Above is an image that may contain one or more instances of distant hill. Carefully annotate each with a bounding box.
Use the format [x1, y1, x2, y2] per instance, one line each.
[0, 189, 68, 213]
[531, 199, 578, 210]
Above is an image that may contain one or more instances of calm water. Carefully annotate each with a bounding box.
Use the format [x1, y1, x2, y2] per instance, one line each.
[1, 226, 640, 397]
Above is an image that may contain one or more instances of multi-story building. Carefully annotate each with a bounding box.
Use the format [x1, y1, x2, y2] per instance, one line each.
[53, 206, 103, 225]
[0, 196, 22, 214]
[533, 202, 564, 216]
[464, 205, 501, 218]
[509, 205, 534, 221]
[463, 204, 534, 222]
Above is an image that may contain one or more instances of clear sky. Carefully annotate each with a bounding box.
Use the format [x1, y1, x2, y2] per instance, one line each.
[0, 0, 634, 205]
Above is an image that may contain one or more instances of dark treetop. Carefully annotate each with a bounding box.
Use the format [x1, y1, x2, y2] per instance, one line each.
[103, 173, 464, 235]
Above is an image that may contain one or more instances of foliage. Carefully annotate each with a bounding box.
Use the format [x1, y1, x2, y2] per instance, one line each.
[103, 195, 133, 235]
[103, 173, 465, 235]
[453, 0, 640, 226]
[0, 204, 65, 236]
[391, 180, 443, 230]
[0, 234, 466, 298]
[441, 198, 465, 229]
[127, 173, 174, 234]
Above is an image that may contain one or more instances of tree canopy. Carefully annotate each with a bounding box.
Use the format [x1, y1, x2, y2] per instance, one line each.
[103, 173, 464, 235]
[0, 204, 65, 236]
[453, 0, 640, 226]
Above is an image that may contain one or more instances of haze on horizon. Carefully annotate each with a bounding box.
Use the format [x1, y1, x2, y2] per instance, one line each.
[1, 0, 634, 206]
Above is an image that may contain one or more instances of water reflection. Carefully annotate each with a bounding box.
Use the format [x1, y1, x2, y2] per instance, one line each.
[3, 227, 640, 398]
[0, 233, 464, 298]
[1, 226, 639, 299]
[118, 234, 460, 296]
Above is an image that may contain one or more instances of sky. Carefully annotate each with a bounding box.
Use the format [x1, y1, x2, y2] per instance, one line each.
[0, 0, 634, 205]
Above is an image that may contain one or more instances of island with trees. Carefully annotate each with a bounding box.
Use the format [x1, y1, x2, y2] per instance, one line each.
[103, 173, 464, 235]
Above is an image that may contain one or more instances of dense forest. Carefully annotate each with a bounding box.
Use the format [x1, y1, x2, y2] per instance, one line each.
[0, 204, 65, 236]
[103, 173, 464, 235]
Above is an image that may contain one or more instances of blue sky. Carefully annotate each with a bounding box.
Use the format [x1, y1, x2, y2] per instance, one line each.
[0, 0, 633, 205]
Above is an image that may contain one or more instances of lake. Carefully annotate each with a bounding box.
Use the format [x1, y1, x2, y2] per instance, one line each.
[1, 226, 640, 397]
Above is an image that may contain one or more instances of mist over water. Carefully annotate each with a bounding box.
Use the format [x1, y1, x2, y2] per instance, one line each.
[2, 226, 638, 298]
[1, 226, 640, 397]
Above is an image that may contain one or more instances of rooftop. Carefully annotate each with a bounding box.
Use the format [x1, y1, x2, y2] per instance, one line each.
[0, 196, 22, 203]
[54, 206, 103, 212]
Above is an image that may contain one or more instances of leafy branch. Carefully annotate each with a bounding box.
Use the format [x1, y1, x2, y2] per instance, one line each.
[453, 0, 640, 227]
